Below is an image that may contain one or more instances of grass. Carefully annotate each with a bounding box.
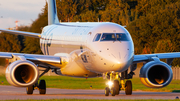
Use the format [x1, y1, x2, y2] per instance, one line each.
[40, 75, 106, 89]
[1, 75, 180, 92]
[0, 75, 10, 85]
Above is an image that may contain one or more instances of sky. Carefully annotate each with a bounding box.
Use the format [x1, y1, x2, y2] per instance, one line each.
[0, 0, 46, 29]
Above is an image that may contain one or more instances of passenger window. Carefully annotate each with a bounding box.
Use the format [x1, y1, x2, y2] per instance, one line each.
[101, 33, 116, 41]
[94, 33, 101, 41]
[116, 33, 129, 41]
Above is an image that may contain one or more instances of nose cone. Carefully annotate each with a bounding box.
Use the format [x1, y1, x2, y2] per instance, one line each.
[95, 41, 134, 72]
[106, 47, 133, 72]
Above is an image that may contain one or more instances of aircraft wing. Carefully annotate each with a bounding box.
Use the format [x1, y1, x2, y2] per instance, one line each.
[0, 29, 41, 38]
[0, 52, 64, 69]
[133, 52, 180, 63]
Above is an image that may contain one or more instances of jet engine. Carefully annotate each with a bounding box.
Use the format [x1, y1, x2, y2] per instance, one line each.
[139, 59, 173, 88]
[5, 60, 39, 87]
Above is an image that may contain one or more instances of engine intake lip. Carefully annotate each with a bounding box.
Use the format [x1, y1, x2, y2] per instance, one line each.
[146, 64, 171, 87]
[10, 60, 39, 87]
[140, 61, 173, 88]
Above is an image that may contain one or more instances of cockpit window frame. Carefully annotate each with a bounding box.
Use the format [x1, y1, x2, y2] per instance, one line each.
[93, 33, 102, 42]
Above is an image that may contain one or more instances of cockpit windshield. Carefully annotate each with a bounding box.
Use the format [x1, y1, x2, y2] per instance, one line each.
[116, 33, 130, 41]
[93, 33, 130, 42]
[101, 33, 116, 41]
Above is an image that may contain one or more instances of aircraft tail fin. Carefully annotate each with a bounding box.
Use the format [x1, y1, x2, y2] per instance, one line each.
[48, 0, 59, 25]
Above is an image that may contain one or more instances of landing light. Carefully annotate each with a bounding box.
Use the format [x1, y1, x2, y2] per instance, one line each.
[107, 81, 113, 88]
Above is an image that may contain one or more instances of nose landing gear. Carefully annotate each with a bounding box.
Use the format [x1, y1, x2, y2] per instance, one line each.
[105, 86, 116, 96]
[104, 71, 132, 96]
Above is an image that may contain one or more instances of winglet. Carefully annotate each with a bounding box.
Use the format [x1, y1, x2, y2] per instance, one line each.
[48, 0, 59, 25]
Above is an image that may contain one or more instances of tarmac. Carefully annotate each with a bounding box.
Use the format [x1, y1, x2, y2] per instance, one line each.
[0, 85, 180, 100]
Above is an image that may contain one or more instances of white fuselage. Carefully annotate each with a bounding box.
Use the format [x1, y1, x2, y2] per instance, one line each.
[40, 22, 134, 77]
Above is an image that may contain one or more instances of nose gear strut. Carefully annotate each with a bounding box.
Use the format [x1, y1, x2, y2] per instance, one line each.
[104, 70, 133, 96]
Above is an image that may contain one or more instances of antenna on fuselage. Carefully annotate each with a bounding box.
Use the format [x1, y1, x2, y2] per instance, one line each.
[48, 0, 60, 25]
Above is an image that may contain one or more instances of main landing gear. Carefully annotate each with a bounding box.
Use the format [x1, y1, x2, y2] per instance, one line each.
[26, 67, 50, 95]
[26, 80, 46, 94]
[104, 71, 133, 96]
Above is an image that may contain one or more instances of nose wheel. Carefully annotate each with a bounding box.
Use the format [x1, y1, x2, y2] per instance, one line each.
[104, 80, 120, 96]
[105, 87, 109, 96]
[111, 87, 116, 96]
[104, 72, 132, 96]
[105, 86, 117, 96]
[104, 79, 120, 96]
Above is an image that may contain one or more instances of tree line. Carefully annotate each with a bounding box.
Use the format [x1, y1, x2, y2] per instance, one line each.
[0, 0, 180, 66]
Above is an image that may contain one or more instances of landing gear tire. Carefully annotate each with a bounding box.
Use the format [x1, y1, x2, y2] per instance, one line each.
[39, 80, 46, 94]
[26, 85, 34, 94]
[105, 87, 110, 96]
[114, 80, 120, 95]
[125, 80, 132, 95]
[111, 87, 116, 96]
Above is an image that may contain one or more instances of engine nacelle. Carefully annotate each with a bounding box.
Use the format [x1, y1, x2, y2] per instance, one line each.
[6, 60, 39, 87]
[139, 60, 173, 88]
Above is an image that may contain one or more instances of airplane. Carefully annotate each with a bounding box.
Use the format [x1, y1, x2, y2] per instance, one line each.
[0, 0, 179, 96]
